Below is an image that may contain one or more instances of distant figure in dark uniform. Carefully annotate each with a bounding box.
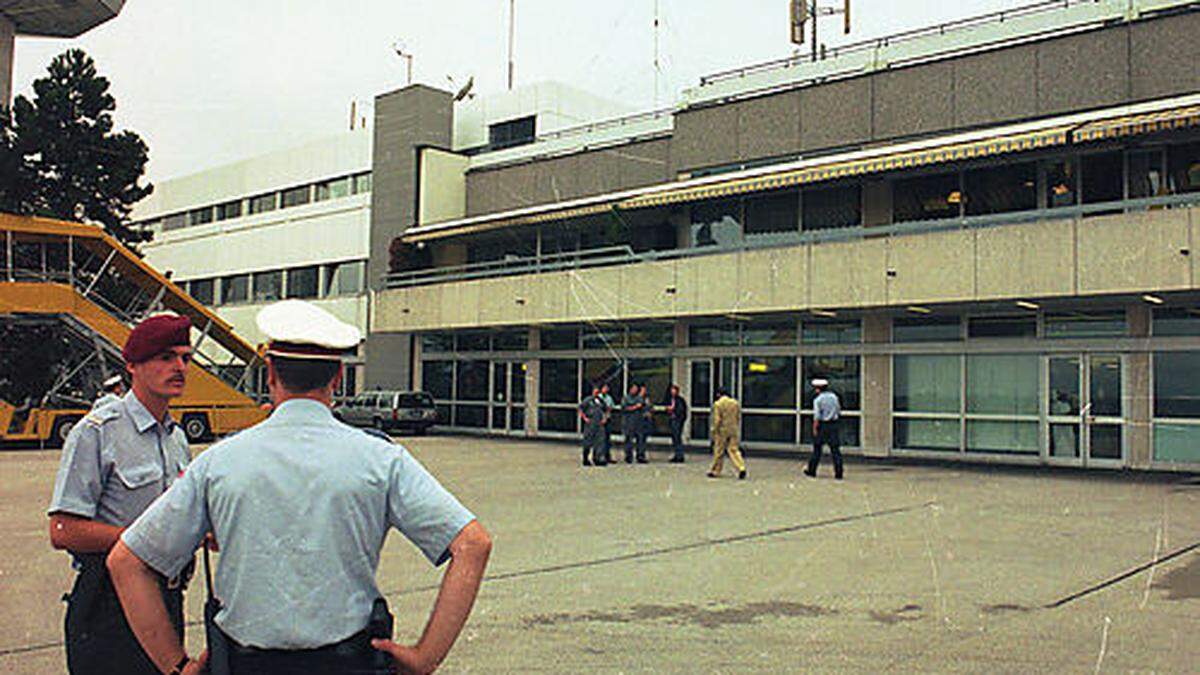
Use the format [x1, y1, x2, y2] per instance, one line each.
[49, 314, 194, 675]
[599, 382, 615, 464]
[665, 384, 688, 463]
[805, 378, 844, 480]
[579, 384, 607, 466]
[637, 384, 653, 463]
[620, 383, 645, 464]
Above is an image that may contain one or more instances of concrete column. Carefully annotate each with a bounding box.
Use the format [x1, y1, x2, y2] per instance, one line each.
[527, 327, 540, 436]
[0, 16, 13, 107]
[860, 312, 892, 457]
[1126, 305, 1152, 468]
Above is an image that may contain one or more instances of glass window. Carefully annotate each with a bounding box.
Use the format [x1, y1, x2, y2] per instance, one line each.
[893, 317, 961, 342]
[966, 355, 1038, 415]
[690, 199, 742, 247]
[494, 330, 528, 351]
[248, 193, 277, 214]
[455, 360, 489, 401]
[744, 190, 798, 236]
[468, 230, 537, 263]
[286, 266, 319, 299]
[216, 200, 242, 221]
[252, 270, 283, 302]
[741, 322, 796, 346]
[325, 261, 365, 296]
[627, 325, 674, 348]
[966, 421, 1038, 454]
[893, 172, 960, 222]
[1044, 158, 1078, 208]
[743, 413, 797, 444]
[281, 185, 311, 209]
[963, 162, 1037, 216]
[540, 328, 578, 351]
[423, 361, 454, 399]
[688, 323, 739, 347]
[582, 359, 623, 399]
[421, 334, 453, 353]
[488, 116, 536, 149]
[741, 357, 795, 409]
[1044, 312, 1124, 338]
[315, 176, 352, 201]
[577, 213, 632, 253]
[1154, 423, 1200, 464]
[163, 213, 188, 231]
[802, 356, 860, 410]
[691, 412, 710, 441]
[894, 355, 960, 413]
[188, 207, 214, 226]
[894, 418, 959, 451]
[1154, 352, 1200, 418]
[802, 184, 861, 231]
[538, 407, 577, 432]
[690, 361, 712, 408]
[967, 316, 1037, 339]
[1090, 354, 1122, 417]
[1153, 309, 1200, 336]
[1168, 142, 1200, 194]
[539, 359, 578, 404]
[456, 333, 490, 352]
[581, 327, 625, 350]
[801, 414, 861, 446]
[802, 320, 861, 344]
[628, 358, 671, 405]
[353, 172, 373, 194]
[188, 278, 214, 305]
[1049, 356, 1081, 415]
[1128, 149, 1166, 199]
[221, 274, 249, 304]
[1080, 151, 1123, 204]
[453, 404, 487, 428]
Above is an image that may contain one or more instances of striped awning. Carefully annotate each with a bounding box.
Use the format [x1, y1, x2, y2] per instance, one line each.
[405, 202, 617, 242]
[620, 126, 1071, 209]
[1073, 104, 1200, 143]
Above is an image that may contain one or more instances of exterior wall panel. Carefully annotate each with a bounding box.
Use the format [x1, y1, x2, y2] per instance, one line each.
[736, 247, 807, 312]
[620, 260, 677, 318]
[736, 91, 802, 162]
[1130, 12, 1200, 101]
[808, 237, 888, 308]
[1036, 28, 1129, 115]
[565, 267, 622, 322]
[477, 275, 529, 326]
[800, 78, 872, 152]
[1076, 210, 1191, 295]
[953, 45, 1039, 128]
[975, 219, 1076, 299]
[886, 229, 975, 304]
[873, 61, 956, 140]
[672, 105, 739, 173]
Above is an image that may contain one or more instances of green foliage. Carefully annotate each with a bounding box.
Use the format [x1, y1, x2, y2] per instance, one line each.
[0, 49, 153, 248]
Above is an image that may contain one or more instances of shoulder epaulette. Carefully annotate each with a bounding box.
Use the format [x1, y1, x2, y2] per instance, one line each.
[82, 406, 121, 428]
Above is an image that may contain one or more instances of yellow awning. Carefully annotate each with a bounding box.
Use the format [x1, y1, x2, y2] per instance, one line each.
[619, 126, 1072, 210]
[1073, 104, 1200, 143]
[406, 202, 616, 242]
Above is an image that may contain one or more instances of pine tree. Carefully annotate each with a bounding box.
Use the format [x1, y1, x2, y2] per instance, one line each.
[0, 49, 153, 247]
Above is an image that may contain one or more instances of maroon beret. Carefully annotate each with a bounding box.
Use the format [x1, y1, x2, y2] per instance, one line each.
[123, 314, 192, 364]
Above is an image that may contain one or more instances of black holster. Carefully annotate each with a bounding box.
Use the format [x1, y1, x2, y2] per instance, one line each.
[202, 544, 231, 675]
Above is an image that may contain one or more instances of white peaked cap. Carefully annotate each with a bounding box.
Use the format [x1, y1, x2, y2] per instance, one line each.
[811, 378, 829, 387]
[256, 299, 362, 359]
[103, 374, 123, 389]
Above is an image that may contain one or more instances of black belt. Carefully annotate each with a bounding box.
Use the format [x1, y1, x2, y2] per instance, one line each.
[224, 628, 392, 674]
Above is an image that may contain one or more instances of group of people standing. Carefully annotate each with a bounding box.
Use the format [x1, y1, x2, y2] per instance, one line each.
[579, 377, 845, 482]
[579, 382, 689, 466]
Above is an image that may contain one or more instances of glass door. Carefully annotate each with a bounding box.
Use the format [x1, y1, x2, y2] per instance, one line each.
[1045, 354, 1124, 467]
[491, 361, 528, 436]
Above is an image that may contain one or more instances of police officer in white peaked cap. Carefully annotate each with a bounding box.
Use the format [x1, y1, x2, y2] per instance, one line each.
[92, 374, 127, 411]
[107, 299, 492, 675]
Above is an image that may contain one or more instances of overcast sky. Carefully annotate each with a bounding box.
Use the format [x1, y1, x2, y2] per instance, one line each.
[12, 0, 1030, 183]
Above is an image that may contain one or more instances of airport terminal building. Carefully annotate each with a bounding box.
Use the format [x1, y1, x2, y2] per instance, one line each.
[141, 0, 1200, 471]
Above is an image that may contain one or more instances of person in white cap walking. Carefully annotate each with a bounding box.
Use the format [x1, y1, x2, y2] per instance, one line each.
[107, 299, 491, 675]
[91, 374, 126, 411]
[805, 378, 843, 479]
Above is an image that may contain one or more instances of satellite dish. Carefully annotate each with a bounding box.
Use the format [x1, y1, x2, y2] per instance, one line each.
[453, 76, 475, 102]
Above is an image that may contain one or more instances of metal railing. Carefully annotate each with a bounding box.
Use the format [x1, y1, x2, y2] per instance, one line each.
[383, 192, 1200, 290]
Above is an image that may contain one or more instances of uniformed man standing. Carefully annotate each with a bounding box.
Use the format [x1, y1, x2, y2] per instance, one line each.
[638, 384, 654, 462]
[620, 383, 645, 464]
[665, 384, 688, 463]
[706, 387, 747, 480]
[48, 314, 194, 674]
[107, 299, 492, 675]
[804, 378, 844, 480]
[579, 384, 607, 466]
[91, 374, 126, 411]
[598, 382, 616, 464]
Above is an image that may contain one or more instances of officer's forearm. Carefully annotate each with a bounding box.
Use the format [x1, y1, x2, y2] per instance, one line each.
[107, 540, 187, 674]
[414, 520, 492, 671]
[48, 513, 124, 552]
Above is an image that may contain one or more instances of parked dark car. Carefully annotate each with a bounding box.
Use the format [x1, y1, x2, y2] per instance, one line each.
[335, 390, 438, 434]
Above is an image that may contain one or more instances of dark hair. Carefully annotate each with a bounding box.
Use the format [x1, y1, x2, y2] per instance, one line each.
[271, 356, 340, 393]
[715, 387, 727, 398]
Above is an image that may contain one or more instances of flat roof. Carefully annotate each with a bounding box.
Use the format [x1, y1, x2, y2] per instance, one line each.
[1, 0, 124, 38]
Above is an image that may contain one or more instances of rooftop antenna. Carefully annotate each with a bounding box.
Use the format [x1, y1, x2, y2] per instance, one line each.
[506, 0, 516, 90]
[393, 40, 413, 85]
[452, 75, 475, 102]
[790, 0, 851, 63]
[653, 0, 661, 108]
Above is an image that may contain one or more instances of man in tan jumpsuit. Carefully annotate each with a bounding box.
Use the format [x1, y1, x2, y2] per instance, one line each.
[707, 387, 747, 480]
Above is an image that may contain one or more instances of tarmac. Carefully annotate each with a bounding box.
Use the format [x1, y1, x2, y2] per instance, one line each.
[1, 435, 1197, 673]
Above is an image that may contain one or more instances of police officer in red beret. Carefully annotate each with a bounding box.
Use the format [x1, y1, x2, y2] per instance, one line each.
[48, 313, 196, 674]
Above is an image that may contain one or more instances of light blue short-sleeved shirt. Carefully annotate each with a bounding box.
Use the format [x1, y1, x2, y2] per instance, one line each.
[814, 390, 841, 422]
[122, 398, 476, 650]
[49, 391, 190, 529]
